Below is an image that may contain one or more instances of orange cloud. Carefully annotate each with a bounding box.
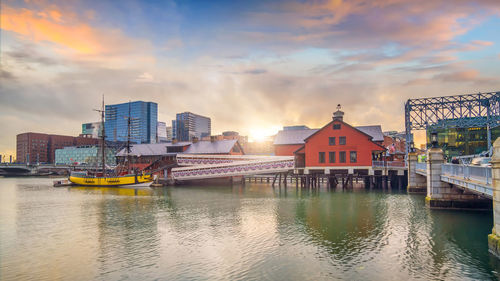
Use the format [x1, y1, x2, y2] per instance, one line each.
[435, 70, 479, 82]
[471, 40, 494, 46]
[1, 5, 149, 57]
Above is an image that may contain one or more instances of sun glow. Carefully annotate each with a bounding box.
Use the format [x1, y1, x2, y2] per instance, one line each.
[249, 126, 281, 142]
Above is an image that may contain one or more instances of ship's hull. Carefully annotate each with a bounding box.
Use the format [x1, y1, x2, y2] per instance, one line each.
[69, 174, 153, 187]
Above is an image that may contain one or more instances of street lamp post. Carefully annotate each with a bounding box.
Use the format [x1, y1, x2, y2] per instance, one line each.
[431, 131, 438, 149]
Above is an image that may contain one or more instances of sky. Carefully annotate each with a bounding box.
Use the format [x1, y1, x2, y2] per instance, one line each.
[1, 0, 500, 157]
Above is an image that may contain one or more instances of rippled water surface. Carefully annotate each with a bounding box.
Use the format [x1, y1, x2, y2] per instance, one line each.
[1, 177, 499, 280]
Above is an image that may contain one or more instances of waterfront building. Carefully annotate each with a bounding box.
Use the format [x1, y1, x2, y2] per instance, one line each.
[55, 145, 116, 165]
[274, 128, 318, 156]
[382, 135, 406, 162]
[172, 112, 211, 142]
[82, 122, 102, 138]
[295, 109, 385, 168]
[283, 125, 310, 131]
[184, 139, 244, 155]
[16, 132, 99, 164]
[427, 120, 500, 158]
[383, 130, 407, 140]
[105, 101, 158, 144]
[115, 139, 242, 171]
[157, 121, 167, 143]
[241, 140, 274, 155]
[274, 124, 384, 157]
[201, 131, 248, 147]
[116, 141, 190, 171]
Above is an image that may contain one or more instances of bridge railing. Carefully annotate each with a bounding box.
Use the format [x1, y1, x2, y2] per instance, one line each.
[415, 162, 427, 171]
[172, 156, 295, 180]
[176, 154, 293, 166]
[441, 164, 492, 185]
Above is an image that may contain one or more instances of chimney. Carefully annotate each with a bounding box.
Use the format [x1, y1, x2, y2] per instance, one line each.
[192, 136, 199, 143]
[172, 138, 178, 144]
[333, 104, 344, 122]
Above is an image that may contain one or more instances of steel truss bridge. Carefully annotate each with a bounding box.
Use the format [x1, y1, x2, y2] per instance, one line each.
[405, 91, 500, 155]
[172, 154, 295, 181]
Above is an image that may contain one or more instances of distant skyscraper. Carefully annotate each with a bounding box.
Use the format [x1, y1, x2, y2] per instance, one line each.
[172, 112, 211, 141]
[157, 121, 167, 143]
[82, 122, 102, 138]
[166, 126, 173, 141]
[105, 101, 158, 144]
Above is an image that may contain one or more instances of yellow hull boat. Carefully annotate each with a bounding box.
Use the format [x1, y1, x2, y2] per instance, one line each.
[69, 173, 153, 187]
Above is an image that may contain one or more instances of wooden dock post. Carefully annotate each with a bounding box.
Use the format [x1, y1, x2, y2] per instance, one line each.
[272, 174, 278, 187]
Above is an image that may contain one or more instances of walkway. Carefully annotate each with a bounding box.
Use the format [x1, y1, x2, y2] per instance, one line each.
[172, 154, 294, 180]
[415, 163, 492, 199]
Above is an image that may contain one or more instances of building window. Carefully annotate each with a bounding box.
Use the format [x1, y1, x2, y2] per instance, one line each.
[329, 152, 335, 163]
[339, 151, 346, 163]
[329, 137, 336, 145]
[333, 124, 341, 130]
[350, 151, 357, 163]
[339, 136, 346, 145]
[319, 152, 325, 163]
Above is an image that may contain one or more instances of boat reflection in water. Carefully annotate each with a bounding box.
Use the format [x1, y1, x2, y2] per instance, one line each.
[69, 185, 161, 197]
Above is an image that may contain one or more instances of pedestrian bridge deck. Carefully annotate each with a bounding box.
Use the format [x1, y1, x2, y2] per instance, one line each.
[172, 154, 295, 180]
[415, 163, 493, 199]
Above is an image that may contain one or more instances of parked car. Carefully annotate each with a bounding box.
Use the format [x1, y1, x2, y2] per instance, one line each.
[470, 157, 491, 167]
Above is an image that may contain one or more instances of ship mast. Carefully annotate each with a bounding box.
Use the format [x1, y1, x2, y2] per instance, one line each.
[126, 101, 132, 173]
[94, 95, 106, 176]
[101, 97, 106, 175]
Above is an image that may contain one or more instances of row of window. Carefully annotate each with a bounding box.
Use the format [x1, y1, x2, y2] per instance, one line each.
[319, 151, 357, 163]
[328, 136, 346, 145]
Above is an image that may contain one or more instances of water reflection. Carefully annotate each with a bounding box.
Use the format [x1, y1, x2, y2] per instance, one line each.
[69, 186, 158, 196]
[0, 178, 499, 280]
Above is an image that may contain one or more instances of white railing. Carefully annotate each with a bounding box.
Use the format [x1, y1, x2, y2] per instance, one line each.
[172, 158, 294, 180]
[372, 161, 407, 168]
[441, 164, 492, 185]
[176, 154, 292, 166]
[415, 162, 427, 171]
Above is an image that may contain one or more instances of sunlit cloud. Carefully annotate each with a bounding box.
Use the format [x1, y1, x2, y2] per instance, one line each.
[1, 4, 152, 63]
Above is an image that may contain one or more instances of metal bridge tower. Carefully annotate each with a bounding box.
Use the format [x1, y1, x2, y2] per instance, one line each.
[404, 91, 500, 156]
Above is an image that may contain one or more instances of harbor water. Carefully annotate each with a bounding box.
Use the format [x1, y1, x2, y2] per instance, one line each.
[1, 177, 499, 280]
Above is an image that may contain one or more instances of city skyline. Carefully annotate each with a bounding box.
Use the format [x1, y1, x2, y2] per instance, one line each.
[1, 0, 500, 156]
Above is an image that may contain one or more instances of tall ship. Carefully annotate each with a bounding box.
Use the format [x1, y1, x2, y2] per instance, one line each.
[68, 99, 153, 186]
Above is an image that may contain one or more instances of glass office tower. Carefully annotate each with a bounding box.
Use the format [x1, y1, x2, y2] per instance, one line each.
[172, 112, 211, 141]
[105, 101, 158, 144]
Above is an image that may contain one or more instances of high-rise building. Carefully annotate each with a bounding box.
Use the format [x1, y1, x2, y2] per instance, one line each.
[157, 121, 167, 143]
[172, 112, 211, 141]
[166, 126, 173, 141]
[82, 122, 102, 138]
[105, 101, 158, 144]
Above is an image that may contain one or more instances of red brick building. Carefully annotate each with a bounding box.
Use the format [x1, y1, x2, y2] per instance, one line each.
[274, 124, 384, 159]
[382, 135, 406, 162]
[294, 110, 385, 168]
[17, 132, 99, 164]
